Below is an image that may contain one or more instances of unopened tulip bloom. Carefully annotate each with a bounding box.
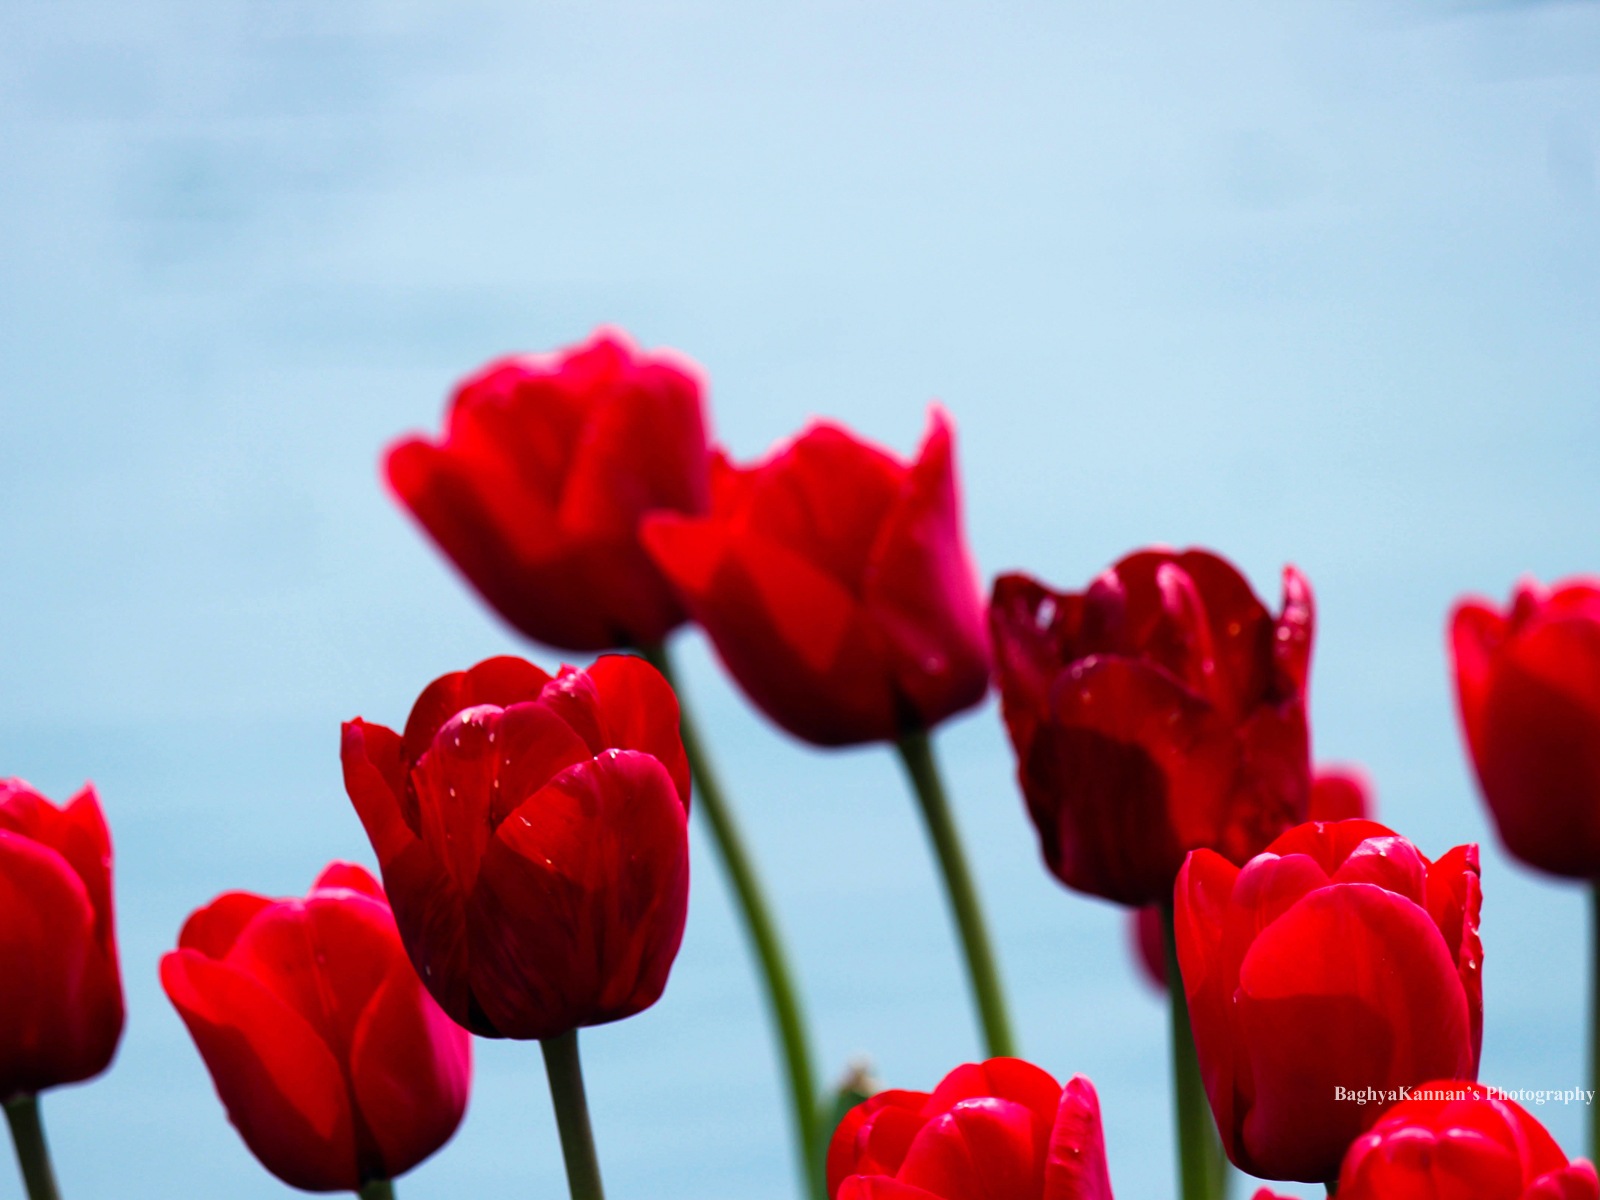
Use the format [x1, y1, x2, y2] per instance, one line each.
[386, 328, 711, 651]
[641, 406, 990, 747]
[341, 654, 691, 1040]
[1451, 577, 1600, 878]
[1176, 819, 1483, 1183]
[1131, 764, 1374, 990]
[827, 1058, 1114, 1200]
[1337, 1081, 1597, 1200]
[990, 548, 1314, 907]
[162, 864, 471, 1192]
[0, 779, 123, 1100]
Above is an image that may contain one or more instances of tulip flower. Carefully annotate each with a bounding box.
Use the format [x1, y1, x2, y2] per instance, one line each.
[640, 405, 990, 748]
[646, 407, 1010, 1060]
[341, 653, 691, 1041]
[1337, 1081, 1597, 1200]
[1451, 577, 1600, 879]
[162, 864, 471, 1194]
[1131, 764, 1375, 991]
[826, 1058, 1114, 1200]
[385, 327, 711, 652]
[990, 547, 1315, 908]
[0, 780, 123, 1200]
[1175, 819, 1483, 1183]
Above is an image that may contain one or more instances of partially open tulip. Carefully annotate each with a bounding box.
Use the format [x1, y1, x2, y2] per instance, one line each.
[1451, 577, 1600, 878]
[990, 548, 1314, 907]
[1175, 819, 1483, 1183]
[826, 1058, 1113, 1200]
[1131, 764, 1375, 991]
[341, 654, 691, 1040]
[641, 406, 990, 747]
[162, 863, 471, 1193]
[0, 780, 123, 1100]
[385, 328, 711, 651]
[1337, 1081, 1597, 1200]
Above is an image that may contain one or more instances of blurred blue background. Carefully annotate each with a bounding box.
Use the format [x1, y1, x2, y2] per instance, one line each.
[3, 1, 1599, 1196]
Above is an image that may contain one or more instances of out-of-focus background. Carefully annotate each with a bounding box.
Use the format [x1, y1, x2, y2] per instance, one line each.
[3, 2, 1598, 1196]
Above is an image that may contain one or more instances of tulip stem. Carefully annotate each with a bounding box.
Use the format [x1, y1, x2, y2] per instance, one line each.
[4, 1095, 61, 1200]
[895, 730, 1017, 1059]
[541, 1031, 606, 1200]
[640, 642, 826, 1200]
[357, 1181, 395, 1200]
[1163, 906, 1227, 1200]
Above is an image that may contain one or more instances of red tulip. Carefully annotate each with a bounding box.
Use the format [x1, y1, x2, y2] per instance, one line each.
[1451, 577, 1600, 878]
[341, 653, 691, 1040]
[640, 406, 990, 747]
[0, 780, 123, 1099]
[826, 1058, 1113, 1200]
[1337, 1081, 1597, 1200]
[990, 548, 1314, 906]
[385, 328, 711, 651]
[1175, 819, 1483, 1183]
[162, 864, 471, 1192]
[1131, 764, 1376, 990]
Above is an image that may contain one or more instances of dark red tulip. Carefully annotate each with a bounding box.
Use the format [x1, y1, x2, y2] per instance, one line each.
[0, 780, 123, 1099]
[1131, 764, 1374, 992]
[1175, 819, 1483, 1183]
[990, 548, 1314, 907]
[826, 1058, 1113, 1200]
[385, 328, 711, 651]
[341, 654, 691, 1040]
[1338, 1081, 1597, 1200]
[162, 864, 471, 1192]
[640, 407, 990, 747]
[1451, 578, 1600, 878]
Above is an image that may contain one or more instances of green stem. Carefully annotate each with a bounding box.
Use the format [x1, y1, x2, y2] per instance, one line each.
[1591, 884, 1600, 1162]
[357, 1180, 395, 1200]
[640, 643, 825, 1200]
[541, 1031, 606, 1200]
[4, 1095, 61, 1200]
[1163, 905, 1226, 1200]
[894, 730, 1016, 1058]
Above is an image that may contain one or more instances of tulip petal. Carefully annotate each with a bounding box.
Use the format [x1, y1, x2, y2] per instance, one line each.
[401, 657, 554, 770]
[1526, 1162, 1600, 1200]
[1232, 883, 1476, 1182]
[0, 831, 123, 1094]
[1044, 1075, 1114, 1200]
[837, 1179, 947, 1200]
[864, 406, 990, 730]
[341, 720, 421, 861]
[160, 949, 359, 1192]
[1450, 601, 1507, 771]
[828, 1090, 932, 1189]
[313, 862, 387, 902]
[179, 892, 275, 960]
[467, 750, 689, 1039]
[897, 1096, 1044, 1200]
[348, 954, 472, 1179]
[541, 655, 692, 810]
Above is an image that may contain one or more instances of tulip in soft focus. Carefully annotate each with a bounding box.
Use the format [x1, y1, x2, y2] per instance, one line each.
[640, 406, 990, 746]
[341, 654, 692, 1040]
[0, 779, 123, 1100]
[1338, 1081, 1597, 1200]
[826, 1058, 1113, 1200]
[162, 863, 471, 1193]
[1451, 577, 1600, 878]
[990, 548, 1314, 907]
[385, 328, 712, 651]
[1130, 764, 1374, 990]
[1175, 819, 1483, 1183]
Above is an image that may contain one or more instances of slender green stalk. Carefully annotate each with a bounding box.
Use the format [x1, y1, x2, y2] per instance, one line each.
[1326, 1182, 1340, 1198]
[541, 1031, 606, 1200]
[1591, 884, 1600, 1162]
[357, 1180, 395, 1200]
[640, 643, 825, 1200]
[4, 1095, 61, 1200]
[1162, 905, 1226, 1200]
[894, 730, 1016, 1058]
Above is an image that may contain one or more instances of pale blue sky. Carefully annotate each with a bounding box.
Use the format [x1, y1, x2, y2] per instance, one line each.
[2, 2, 1598, 1196]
